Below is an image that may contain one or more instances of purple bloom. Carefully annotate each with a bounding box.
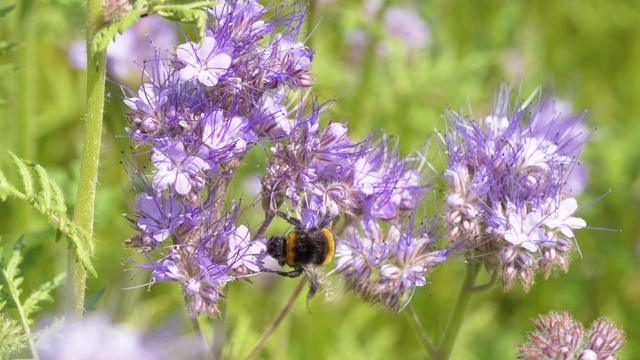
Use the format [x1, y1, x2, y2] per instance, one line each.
[443, 83, 590, 291]
[336, 218, 449, 312]
[262, 35, 315, 88]
[226, 225, 266, 275]
[67, 16, 177, 84]
[134, 192, 185, 243]
[176, 36, 232, 86]
[383, 6, 431, 51]
[201, 110, 250, 163]
[151, 142, 208, 195]
[37, 313, 204, 360]
[516, 312, 626, 359]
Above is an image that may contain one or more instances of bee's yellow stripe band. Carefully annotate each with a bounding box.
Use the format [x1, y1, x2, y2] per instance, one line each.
[286, 232, 297, 266]
[321, 228, 335, 265]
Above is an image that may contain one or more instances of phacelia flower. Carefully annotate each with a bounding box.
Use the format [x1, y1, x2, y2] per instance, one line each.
[121, 0, 313, 317]
[336, 217, 450, 312]
[516, 311, 626, 360]
[443, 83, 590, 291]
[37, 313, 203, 359]
[176, 36, 232, 87]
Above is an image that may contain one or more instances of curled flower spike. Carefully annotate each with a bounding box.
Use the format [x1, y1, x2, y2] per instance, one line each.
[443, 83, 590, 291]
[517, 311, 626, 360]
[336, 216, 451, 313]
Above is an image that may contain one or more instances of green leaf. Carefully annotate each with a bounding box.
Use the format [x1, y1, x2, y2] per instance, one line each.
[92, 24, 120, 54]
[84, 287, 106, 312]
[0, 5, 15, 19]
[23, 272, 66, 324]
[8, 151, 34, 196]
[152, 1, 218, 40]
[0, 312, 28, 359]
[34, 162, 53, 209]
[0, 151, 96, 277]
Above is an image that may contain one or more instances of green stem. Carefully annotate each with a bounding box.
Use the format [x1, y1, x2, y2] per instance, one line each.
[404, 304, 435, 358]
[243, 277, 307, 360]
[188, 315, 211, 356]
[305, 0, 316, 48]
[65, 0, 106, 320]
[212, 295, 227, 360]
[436, 261, 481, 360]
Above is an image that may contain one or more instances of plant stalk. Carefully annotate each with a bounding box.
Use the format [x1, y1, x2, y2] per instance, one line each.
[244, 277, 307, 360]
[65, 0, 106, 320]
[435, 261, 481, 360]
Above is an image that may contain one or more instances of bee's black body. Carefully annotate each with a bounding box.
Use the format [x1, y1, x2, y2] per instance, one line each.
[266, 212, 335, 299]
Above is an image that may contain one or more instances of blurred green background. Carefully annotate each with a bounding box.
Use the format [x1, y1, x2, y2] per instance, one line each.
[1, 0, 639, 358]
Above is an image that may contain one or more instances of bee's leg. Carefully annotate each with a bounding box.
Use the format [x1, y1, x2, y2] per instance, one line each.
[275, 211, 303, 228]
[315, 212, 334, 231]
[263, 268, 304, 278]
[303, 265, 321, 299]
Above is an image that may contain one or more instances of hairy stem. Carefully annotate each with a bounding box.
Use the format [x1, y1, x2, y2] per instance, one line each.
[243, 277, 307, 360]
[66, 0, 106, 320]
[189, 315, 211, 356]
[404, 303, 435, 358]
[435, 261, 481, 360]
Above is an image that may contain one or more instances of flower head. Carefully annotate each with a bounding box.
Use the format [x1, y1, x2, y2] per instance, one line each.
[443, 83, 590, 291]
[517, 311, 626, 360]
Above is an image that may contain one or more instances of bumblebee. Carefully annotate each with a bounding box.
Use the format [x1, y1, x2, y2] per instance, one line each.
[266, 212, 335, 300]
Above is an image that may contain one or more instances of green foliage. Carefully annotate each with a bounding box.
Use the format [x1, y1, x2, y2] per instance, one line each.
[0, 237, 65, 358]
[0, 151, 96, 277]
[92, 0, 217, 59]
[0, 312, 28, 359]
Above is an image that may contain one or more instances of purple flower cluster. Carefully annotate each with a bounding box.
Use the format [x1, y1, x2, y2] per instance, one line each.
[258, 96, 442, 311]
[516, 311, 626, 359]
[118, 2, 595, 316]
[443, 83, 589, 291]
[121, 0, 315, 317]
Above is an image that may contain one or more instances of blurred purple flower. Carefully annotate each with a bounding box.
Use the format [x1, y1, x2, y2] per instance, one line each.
[383, 6, 431, 51]
[67, 16, 177, 83]
[37, 314, 203, 360]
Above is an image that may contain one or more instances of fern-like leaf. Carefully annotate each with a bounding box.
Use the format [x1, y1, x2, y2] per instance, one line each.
[23, 273, 66, 326]
[0, 238, 66, 359]
[0, 151, 96, 276]
[0, 312, 28, 359]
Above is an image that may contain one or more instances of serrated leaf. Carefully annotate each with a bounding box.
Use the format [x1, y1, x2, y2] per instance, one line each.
[8, 151, 34, 196]
[23, 272, 65, 323]
[0, 313, 28, 359]
[92, 24, 120, 54]
[50, 180, 66, 213]
[152, 1, 217, 39]
[1, 152, 96, 277]
[117, 11, 140, 33]
[34, 163, 53, 209]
